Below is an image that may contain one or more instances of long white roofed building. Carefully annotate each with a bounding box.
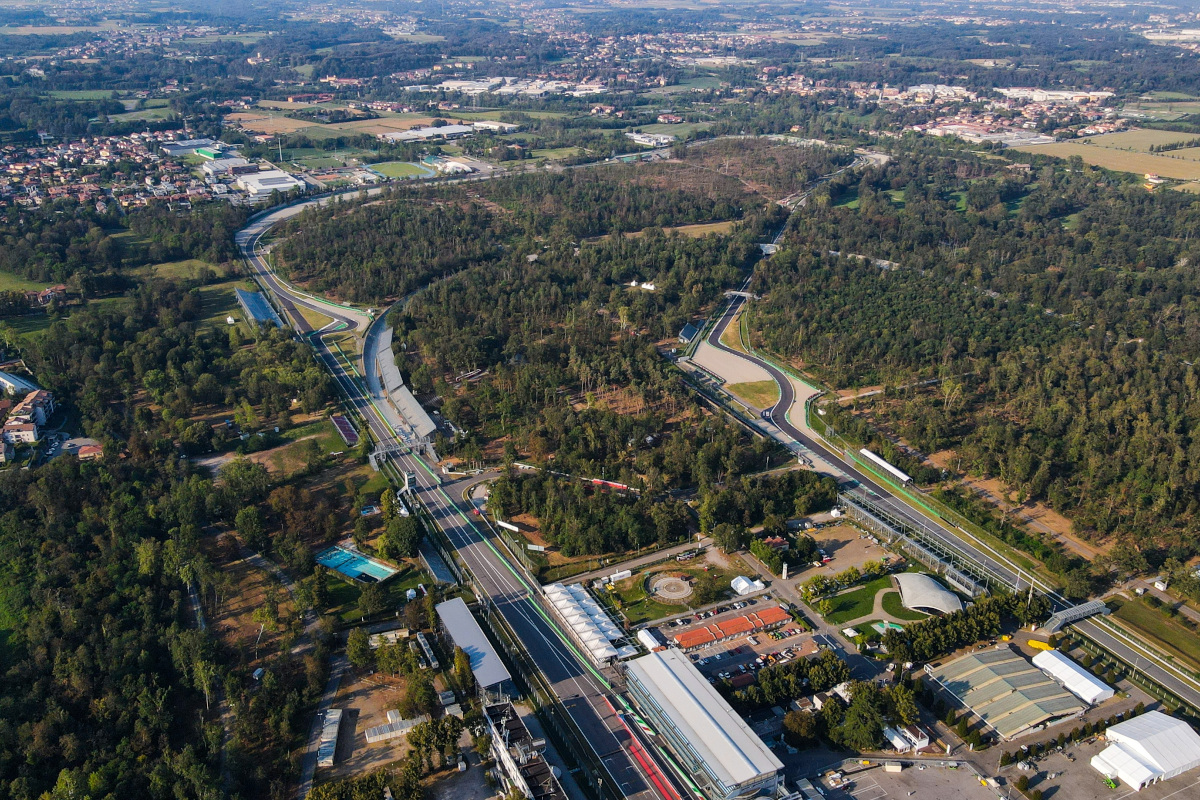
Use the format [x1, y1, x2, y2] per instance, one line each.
[542, 582, 635, 666]
[1032, 649, 1114, 705]
[624, 649, 782, 800]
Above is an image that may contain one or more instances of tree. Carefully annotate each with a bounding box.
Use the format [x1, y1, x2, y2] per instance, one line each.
[454, 646, 475, 694]
[220, 458, 271, 506]
[889, 683, 920, 726]
[838, 685, 884, 751]
[359, 582, 386, 617]
[235, 505, 268, 552]
[381, 516, 423, 560]
[1015, 775, 1029, 792]
[783, 710, 818, 745]
[347, 627, 374, 669]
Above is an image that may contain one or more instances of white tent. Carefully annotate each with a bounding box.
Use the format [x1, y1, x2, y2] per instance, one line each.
[1091, 711, 1200, 791]
[1032, 650, 1114, 705]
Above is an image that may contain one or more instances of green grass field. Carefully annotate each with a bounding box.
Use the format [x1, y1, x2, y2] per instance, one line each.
[370, 161, 435, 178]
[133, 259, 224, 281]
[196, 279, 254, 328]
[880, 590, 928, 621]
[531, 147, 584, 161]
[639, 122, 712, 137]
[824, 575, 894, 625]
[48, 89, 117, 100]
[0, 271, 48, 292]
[727, 380, 780, 409]
[1110, 597, 1200, 670]
[607, 579, 685, 626]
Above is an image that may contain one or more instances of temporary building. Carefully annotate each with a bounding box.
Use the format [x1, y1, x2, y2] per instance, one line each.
[1091, 711, 1200, 791]
[1031, 650, 1114, 705]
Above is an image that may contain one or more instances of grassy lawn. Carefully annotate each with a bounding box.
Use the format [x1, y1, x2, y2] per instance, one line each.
[280, 417, 344, 454]
[639, 122, 712, 137]
[605, 578, 684, 626]
[824, 575, 893, 626]
[880, 590, 928, 621]
[1109, 597, 1200, 670]
[0, 271, 48, 292]
[0, 313, 51, 338]
[133, 259, 225, 281]
[721, 314, 749, 355]
[325, 565, 429, 623]
[726, 380, 779, 409]
[48, 89, 117, 100]
[371, 161, 434, 178]
[296, 304, 335, 331]
[532, 147, 583, 160]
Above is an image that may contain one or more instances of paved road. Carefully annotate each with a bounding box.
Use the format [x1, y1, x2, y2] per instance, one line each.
[704, 287, 1200, 714]
[238, 207, 672, 800]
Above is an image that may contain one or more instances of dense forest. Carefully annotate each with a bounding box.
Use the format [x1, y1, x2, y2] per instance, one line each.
[0, 201, 246, 288]
[747, 147, 1200, 564]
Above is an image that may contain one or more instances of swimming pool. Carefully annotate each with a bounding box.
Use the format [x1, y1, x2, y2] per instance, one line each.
[872, 621, 905, 634]
[316, 546, 398, 583]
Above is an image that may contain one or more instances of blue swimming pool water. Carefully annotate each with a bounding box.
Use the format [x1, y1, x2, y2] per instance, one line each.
[316, 546, 398, 582]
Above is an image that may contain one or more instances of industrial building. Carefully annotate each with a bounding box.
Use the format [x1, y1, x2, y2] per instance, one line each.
[624, 649, 783, 800]
[364, 711, 429, 744]
[1031, 650, 1114, 705]
[435, 598, 515, 697]
[316, 708, 343, 768]
[1091, 711, 1200, 791]
[924, 646, 1085, 740]
[234, 288, 284, 328]
[893, 573, 963, 615]
[235, 169, 306, 199]
[484, 702, 567, 800]
[542, 582, 635, 666]
[380, 124, 475, 143]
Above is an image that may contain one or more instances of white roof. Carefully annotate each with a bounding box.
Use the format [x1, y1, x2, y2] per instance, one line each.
[435, 598, 512, 689]
[543, 582, 626, 663]
[0, 372, 40, 394]
[1107, 711, 1200, 778]
[894, 572, 963, 614]
[1093, 744, 1159, 788]
[1032, 650, 1114, 705]
[626, 649, 782, 791]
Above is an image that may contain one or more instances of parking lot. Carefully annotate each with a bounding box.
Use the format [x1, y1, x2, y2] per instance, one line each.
[994, 733, 1200, 800]
[815, 763, 1000, 800]
[789, 525, 893, 586]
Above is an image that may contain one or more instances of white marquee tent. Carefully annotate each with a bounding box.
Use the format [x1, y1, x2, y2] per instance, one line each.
[1091, 711, 1200, 791]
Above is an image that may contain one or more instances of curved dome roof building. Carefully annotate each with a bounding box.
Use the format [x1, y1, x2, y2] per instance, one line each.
[895, 573, 964, 615]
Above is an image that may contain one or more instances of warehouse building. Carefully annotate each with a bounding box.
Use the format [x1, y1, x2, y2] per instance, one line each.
[1031, 650, 1114, 705]
[235, 169, 306, 200]
[435, 598, 514, 698]
[924, 646, 1084, 740]
[625, 649, 783, 800]
[894, 573, 963, 615]
[1091, 711, 1200, 791]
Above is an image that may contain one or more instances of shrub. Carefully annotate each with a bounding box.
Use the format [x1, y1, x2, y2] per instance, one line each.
[1015, 775, 1029, 792]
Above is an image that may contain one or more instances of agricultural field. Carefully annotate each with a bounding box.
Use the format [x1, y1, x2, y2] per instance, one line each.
[0, 270, 49, 292]
[1080, 128, 1200, 151]
[226, 109, 441, 140]
[532, 147, 584, 161]
[1014, 141, 1200, 180]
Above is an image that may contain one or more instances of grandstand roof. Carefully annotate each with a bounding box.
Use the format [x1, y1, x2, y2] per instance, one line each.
[543, 583, 624, 663]
[626, 649, 782, 791]
[894, 572, 963, 615]
[926, 647, 1084, 739]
